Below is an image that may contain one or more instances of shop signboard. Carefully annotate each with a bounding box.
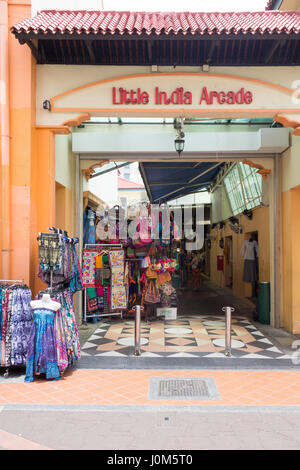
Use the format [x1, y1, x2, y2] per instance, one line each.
[46, 72, 299, 121]
[112, 85, 253, 106]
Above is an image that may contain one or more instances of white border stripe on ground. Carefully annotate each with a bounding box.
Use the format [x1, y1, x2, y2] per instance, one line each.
[0, 429, 51, 450]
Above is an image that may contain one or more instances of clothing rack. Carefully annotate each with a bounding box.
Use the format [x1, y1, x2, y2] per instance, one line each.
[0, 279, 24, 284]
[0, 279, 27, 378]
[85, 244, 123, 251]
[38, 230, 81, 293]
[83, 243, 123, 324]
[39, 283, 69, 297]
[49, 226, 68, 236]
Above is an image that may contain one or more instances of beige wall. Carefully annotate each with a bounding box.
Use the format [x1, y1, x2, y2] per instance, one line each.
[280, 134, 300, 333]
[55, 134, 76, 236]
[209, 206, 270, 302]
[55, 182, 74, 236]
[282, 185, 300, 334]
[55, 134, 75, 190]
[36, 65, 300, 126]
[280, 0, 300, 10]
[281, 135, 300, 192]
[118, 188, 148, 205]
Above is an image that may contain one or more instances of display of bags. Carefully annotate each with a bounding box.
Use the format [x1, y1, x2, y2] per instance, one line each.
[144, 279, 160, 304]
[159, 282, 175, 296]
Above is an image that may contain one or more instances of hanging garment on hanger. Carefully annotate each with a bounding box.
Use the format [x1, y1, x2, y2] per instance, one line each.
[38, 234, 83, 291]
[2, 289, 12, 366]
[1, 286, 32, 367]
[11, 288, 33, 366]
[38, 233, 62, 271]
[82, 250, 98, 287]
[103, 286, 109, 314]
[87, 209, 96, 245]
[109, 250, 127, 310]
[53, 308, 69, 374]
[87, 288, 98, 312]
[241, 239, 259, 282]
[127, 262, 139, 311]
[69, 248, 84, 293]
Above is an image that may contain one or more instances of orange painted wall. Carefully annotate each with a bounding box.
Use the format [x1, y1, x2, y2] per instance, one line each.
[8, 0, 35, 284]
[6, 1, 59, 295]
[282, 187, 300, 334]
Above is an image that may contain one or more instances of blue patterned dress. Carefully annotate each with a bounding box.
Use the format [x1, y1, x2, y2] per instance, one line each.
[11, 289, 33, 366]
[25, 308, 60, 383]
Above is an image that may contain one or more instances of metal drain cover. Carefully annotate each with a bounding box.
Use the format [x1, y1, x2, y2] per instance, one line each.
[149, 377, 220, 401]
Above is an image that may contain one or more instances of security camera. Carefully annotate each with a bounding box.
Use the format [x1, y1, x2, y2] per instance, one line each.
[43, 100, 51, 111]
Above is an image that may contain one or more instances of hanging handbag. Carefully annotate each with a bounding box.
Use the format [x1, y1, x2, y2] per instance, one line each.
[146, 267, 158, 279]
[159, 282, 175, 296]
[157, 271, 171, 286]
[127, 247, 135, 258]
[144, 279, 160, 304]
[132, 216, 152, 247]
[141, 254, 151, 269]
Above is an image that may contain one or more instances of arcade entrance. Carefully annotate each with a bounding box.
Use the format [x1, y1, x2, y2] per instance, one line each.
[69, 116, 284, 360]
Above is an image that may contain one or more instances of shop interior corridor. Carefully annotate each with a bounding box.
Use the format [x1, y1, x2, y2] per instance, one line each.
[80, 280, 286, 360]
[76, 122, 288, 366]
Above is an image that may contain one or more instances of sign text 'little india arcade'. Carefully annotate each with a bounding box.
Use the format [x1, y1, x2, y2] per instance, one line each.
[112, 86, 254, 106]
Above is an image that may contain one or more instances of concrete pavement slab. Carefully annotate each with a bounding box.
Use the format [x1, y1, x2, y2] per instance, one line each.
[1, 409, 300, 450]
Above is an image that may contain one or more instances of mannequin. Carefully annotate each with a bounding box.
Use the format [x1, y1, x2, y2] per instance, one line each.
[30, 293, 61, 311]
[241, 234, 258, 285]
[25, 293, 61, 383]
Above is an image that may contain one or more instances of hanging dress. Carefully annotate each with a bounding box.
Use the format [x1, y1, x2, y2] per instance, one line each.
[11, 288, 33, 366]
[25, 307, 60, 383]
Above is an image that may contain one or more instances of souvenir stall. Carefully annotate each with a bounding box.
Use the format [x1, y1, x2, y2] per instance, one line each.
[24, 227, 83, 382]
[140, 243, 179, 321]
[0, 280, 33, 377]
[82, 202, 182, 321]
[82, 243, 127, 322]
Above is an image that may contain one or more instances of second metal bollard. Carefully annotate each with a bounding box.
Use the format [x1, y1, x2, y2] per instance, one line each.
[134, 305, 144, 356]
[222, 306, 235, 357]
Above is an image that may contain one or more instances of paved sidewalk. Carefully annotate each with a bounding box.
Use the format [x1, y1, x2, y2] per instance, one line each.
[1, 369, 300, 406]
[1, 408, 300, 450]
[1, 369, 300, 450]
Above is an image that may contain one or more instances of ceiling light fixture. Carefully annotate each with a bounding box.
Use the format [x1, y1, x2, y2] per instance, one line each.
[174, 117, 185, 156]
[174, 137, 185, 156]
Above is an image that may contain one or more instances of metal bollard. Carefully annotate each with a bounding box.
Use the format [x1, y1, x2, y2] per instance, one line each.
[222, 306, 235, 357]
[133, 305, 144, 356]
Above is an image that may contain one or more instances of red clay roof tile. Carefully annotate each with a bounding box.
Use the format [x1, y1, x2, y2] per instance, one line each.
[11, 10, 300, 37]
[118, 177, 145, 189]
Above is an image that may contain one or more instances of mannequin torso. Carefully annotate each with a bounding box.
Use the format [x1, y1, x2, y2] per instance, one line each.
[30, 294, 61, 312]
[241, 240, 258, 260]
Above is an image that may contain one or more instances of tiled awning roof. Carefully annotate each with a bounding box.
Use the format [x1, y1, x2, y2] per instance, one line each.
[11, 10, 300, 66]
[12, 9, 300, 37]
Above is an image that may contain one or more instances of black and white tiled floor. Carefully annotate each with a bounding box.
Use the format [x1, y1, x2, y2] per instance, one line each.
[81, 315, 286, 359]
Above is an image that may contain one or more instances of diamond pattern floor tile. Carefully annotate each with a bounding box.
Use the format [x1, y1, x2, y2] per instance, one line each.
[81, 314, 284, 359]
